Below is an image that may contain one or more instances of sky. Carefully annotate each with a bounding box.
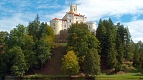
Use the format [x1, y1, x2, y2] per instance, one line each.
[0, 0, 143, 42]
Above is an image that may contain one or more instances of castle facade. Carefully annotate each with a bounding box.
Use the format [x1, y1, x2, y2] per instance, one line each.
[50, 4, 96, 34]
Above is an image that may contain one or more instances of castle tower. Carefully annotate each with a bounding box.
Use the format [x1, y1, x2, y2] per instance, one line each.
[50, 18, 62, 34]
[70, 4, 77, 14]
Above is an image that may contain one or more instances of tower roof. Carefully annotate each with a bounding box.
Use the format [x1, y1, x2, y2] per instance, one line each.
[53, 18, 60, 20]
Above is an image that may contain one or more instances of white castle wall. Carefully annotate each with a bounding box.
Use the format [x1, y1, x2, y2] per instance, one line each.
[50, 20, 62, 34]
[50, 4, 96, 34]
[87, 22, 96, 32]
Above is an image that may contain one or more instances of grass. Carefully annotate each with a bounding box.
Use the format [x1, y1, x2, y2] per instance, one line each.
[55, 43, 67, 47]
[96, 73, 143, 80]
[23, 73, 143, 80]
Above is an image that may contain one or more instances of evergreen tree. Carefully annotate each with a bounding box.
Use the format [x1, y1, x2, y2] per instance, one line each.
[84, 49, 100, 75]
[133, 41, 143, 67]
[115, 33, 124, 71]
[96, 18, 118, 69]
[106, 31, 118, 69]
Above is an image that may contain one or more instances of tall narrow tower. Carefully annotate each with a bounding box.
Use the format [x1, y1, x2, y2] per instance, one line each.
[70, 4, 77, 14]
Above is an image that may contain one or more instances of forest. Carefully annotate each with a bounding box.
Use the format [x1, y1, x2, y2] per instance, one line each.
[0, 15, 143, 78]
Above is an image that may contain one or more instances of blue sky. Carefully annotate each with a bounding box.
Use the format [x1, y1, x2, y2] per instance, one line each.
[0, 0, 143, 42]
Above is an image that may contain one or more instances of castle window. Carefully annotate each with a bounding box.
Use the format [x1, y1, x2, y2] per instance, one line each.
[53, 23, 55, 26]
[70, 19, 71, 22]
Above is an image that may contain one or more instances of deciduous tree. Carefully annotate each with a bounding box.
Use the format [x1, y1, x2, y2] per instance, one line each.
[61, 51, 80, 75]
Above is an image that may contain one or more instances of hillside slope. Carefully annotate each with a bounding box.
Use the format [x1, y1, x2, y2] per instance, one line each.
[38, 45, 66, 75]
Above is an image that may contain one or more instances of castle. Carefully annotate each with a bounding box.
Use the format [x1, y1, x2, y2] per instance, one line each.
[50, 4, 96, 34]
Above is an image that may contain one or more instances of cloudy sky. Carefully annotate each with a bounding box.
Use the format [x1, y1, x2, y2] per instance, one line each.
[0, 0, 143, 42]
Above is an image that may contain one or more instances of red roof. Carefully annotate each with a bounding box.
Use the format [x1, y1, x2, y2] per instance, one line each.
[67, 11, 73, 14]
[53, 18, 60, 20]
[67, 11, 83, 16]
[62, 20, 67, 21]
[74, 14, 83, 16]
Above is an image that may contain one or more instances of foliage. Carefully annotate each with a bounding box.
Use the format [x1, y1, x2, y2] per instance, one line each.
[96, 19, 118, 69]
[36, 34, 51, 68]
[67, 23, 100, 71]
[0, 31, 8, 55]
[133, 41, 143, 68]
[96, 19, 133, 72]
[61, 51, 80, 75]
[84, 49, 101, 75]
[10, 46, 27, 77]
[21, 34, 36, 69]
[0, 15, 55, 77]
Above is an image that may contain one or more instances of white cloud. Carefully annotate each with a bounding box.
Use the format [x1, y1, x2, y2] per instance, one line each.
[1, 0, 143, 42]
[0, 13, 35, 32]
[50, 0, 143, 42]
[74, 0, 143, 21]
[123, 20, 143, 42]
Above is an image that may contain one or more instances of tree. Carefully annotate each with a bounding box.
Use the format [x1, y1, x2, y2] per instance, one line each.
[67, 23, 100, 71]
[26, 16, 54, 69]
[8, 24, 26, 48]
[38, 22, 55, 47]
[0, 31, 8, 77]
[61, 51, 80, 75]
[115, 28, 124, 71]
[67, 23, 89, 56]
[9, 46, 27, 77]
[0, 31, 8, 55]
[106, 40, 118, 69]
[96, 18, 118, 69]
[115, 23, 133, 60]
[21, 34, 36, 69]
[36, 34, 51, 69]
[27, 15, 40, 43]
[133, 41, 143, 68]
[84, 49, 100, 75]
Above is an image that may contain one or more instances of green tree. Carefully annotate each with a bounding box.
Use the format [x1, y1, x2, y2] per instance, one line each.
[67, 23, 89, 56]
[38, 22, 55, 47]
[133, 41, 143, 68]
[115, 27, 124, 71]
[36, 34, 51, 69]
[115, 23, 132, 60]
[8, 24, 26, 48]
[67, 23, 100, 71]
[27, 15, 40, 43]
[96, 18, 118, 69]
[26, 15, 54, 69]
[21, 34, 36, 69]
[106, 40, 118, 69]
[0, 31, 8, 55]
[61, 51, 80, 75]
[0, 31, 8, 77]
[9, 46, 27, 77]
[84, 49, 101, 75]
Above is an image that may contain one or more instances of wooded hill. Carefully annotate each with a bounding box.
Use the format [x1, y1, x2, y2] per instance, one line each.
[0, 15, 143, 78]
